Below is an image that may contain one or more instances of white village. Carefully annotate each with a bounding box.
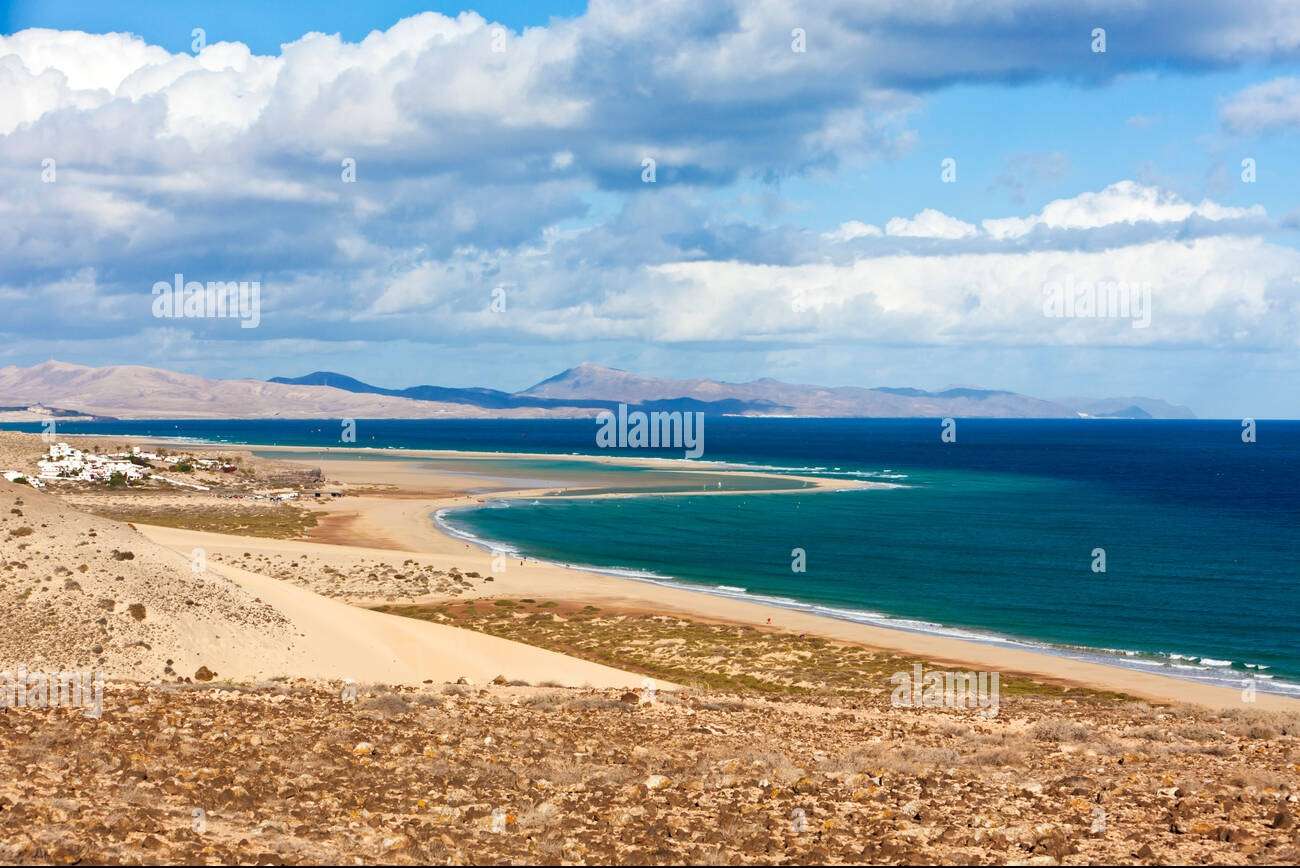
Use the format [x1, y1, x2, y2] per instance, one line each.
[2, 442, 244, 493]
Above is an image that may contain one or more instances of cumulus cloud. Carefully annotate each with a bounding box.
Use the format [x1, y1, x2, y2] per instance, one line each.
[981, 181, 1266, 239]
[1221, 76, 1300, 133]
[823, 221, 882, 241]
[885, 209, 979, 239]
[233, 181, 1293, 358]
[2, 2, 1300, 371]
[633, 236, 1300, 350]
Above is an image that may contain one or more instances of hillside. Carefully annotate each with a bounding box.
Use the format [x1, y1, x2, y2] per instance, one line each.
[0, 361, 589, 420]
[0, 360, 1197, 420]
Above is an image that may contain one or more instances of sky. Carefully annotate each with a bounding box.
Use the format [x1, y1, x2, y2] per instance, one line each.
[1, 1, 1299, 417]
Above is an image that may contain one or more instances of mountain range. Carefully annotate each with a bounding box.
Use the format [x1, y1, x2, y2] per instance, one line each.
[0, 360, 1194, 420]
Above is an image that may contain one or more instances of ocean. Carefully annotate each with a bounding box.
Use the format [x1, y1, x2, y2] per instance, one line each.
[5, 417, 1298, 695]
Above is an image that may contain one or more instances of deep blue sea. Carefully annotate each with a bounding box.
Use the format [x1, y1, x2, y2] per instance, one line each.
[6, 417, 1297, 695]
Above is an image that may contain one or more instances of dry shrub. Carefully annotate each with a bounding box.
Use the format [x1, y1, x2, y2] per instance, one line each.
[358, 692, 411, 719]
[521, 692, 566, 710]
[1177, 723, 1226, 743]
[967, 743, 1026, 767]
[564, 696, 627, 712]
[741, 749, 805, 785]
[535, 757, 599, 788]
[937, 721, 973, 739]
[1124, 724, 1173, 742]
[1030, 719, 1093, 743]
[1220, 708, 1300, 739]
[1227, 767, 1285, 789]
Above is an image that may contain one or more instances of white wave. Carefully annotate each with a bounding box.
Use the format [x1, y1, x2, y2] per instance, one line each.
[432, 508, 520, 556]
[434, 504, 1300, 699]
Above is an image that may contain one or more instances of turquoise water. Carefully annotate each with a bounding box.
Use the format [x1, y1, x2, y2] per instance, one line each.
[444, 464, 1299, 696]
[6, 417, 1298, 695]
[250, 450, 812, 494]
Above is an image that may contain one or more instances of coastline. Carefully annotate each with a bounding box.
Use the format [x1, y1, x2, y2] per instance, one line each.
[97, 437, 1297, 711]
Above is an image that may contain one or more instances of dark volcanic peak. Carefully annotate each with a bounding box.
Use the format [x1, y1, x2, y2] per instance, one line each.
[269, 372, 376, 393]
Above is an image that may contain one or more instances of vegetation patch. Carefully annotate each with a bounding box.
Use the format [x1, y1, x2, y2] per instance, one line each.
[374, 598, 1127, 707]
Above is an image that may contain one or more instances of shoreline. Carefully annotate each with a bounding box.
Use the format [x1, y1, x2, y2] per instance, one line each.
[428, 490, 1299, 708]
[39, 432, 1300, 709]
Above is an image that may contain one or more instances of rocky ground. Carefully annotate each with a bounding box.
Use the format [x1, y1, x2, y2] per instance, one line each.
[1, 679, 1297, 865]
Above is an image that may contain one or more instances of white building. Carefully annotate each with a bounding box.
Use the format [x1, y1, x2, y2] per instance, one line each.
[2, 471, 43, 489]
[37, 443, 148, 483]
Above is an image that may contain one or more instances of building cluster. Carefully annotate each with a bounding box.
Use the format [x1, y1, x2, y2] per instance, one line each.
[0, 443, 236, 489]
[36, 442, 150, 483]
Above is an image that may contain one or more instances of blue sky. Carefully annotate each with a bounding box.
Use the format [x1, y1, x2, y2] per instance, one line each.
[2, 1, 1299, 416]
[2, 0, 585, 52]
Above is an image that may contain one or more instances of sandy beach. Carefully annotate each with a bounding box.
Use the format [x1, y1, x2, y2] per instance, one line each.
[112, 440, 1298, 712]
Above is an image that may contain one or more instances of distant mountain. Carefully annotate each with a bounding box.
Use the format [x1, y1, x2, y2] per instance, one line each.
[270, 371, 783, 415]
[0, 361, 586, 420]
[522, 363, 1090, 418]
[1060, 396, 1196, 420]
[0, 402, 114, 422]
[269, 371, 531, 409]
[0, 360, 1195, 420]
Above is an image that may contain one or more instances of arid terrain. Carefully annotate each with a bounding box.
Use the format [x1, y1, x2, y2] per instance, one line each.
[1, 430, 1297, 865]
[3, 672, 1298, 864]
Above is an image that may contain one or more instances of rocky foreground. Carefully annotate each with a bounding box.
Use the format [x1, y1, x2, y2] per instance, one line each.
[2, 678, 1298, 865]
[2, 429, 1298, 865]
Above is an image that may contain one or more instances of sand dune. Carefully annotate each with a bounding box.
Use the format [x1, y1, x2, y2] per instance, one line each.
[141, 525, 647, 688]
[0, 479, 302, 680]
[0, 478, 644, 689]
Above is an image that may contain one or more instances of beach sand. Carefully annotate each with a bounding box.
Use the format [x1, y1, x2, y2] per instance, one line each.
[125, 443, 1299, 711]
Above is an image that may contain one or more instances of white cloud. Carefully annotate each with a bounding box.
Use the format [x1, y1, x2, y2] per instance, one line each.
[312, 181, 1297, 356]
[885, 208, 978, 239]
[823, 220, 882, 241]
[1, 6, 1299, 372]
[632, 236, 1300, 349]
[980, 181, 1265, 239]
[1221, 76, 1300, 134]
